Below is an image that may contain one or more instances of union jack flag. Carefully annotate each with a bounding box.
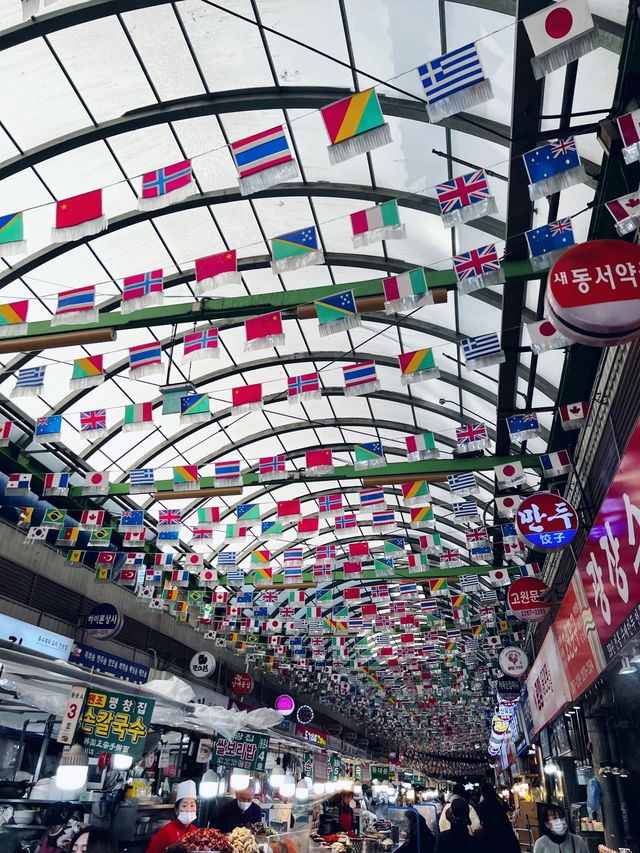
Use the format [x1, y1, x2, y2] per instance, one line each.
[261, 590, 279, 603]
[441, 548, 460, 565]
[287, 372, 320, 398]
[550, 138, 576, 157]
[466, 527, 488, 544]
[159, 508, 181, 526]
[455, 423, 488, 446]
[436, 170, 491, 215]
[452, 244, 500, 281]
[80, 409, 106, 431]
[318, 493, 342, 514]
[280, 606, 296, 618]
[259, 455, 286, 475]
[549, 218, 573, 237]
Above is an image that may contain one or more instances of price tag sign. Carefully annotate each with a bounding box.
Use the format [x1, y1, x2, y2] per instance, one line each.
[57, 684, 87, 745]
[212, 730, 270, 772]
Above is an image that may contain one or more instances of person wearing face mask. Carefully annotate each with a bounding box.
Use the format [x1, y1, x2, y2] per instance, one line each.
[147, 780, 198, 853]
[533, 805, 588, 853]
[216, 785, 263, 833]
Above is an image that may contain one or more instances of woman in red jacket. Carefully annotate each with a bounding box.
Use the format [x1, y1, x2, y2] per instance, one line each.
[147, 781, 198, 853]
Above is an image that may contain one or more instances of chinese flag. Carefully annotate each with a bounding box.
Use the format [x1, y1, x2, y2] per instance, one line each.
[278, 499, 301, 518]
[56, 190, 104, 228]
[349, 542, 369, 558]
[306, 449, 333, 469]
[232, 383, 262, 408]
[362, 603, 378, 616]
[196, 249, 237, 280]
[297, 516, 319, 534]
[245, 311, 283, 343]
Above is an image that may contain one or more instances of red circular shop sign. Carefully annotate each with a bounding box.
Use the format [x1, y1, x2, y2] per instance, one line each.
[507, 577, 551, 623]
[516, 491, 578, 551]
[230, 672, 254, 696]
[545, 239, 640, 346]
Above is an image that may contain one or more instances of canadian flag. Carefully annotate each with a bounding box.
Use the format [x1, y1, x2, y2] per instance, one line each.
[81, 509, 104, 527]
[559, 400, 590, 430]
[123, 530, 145, 546]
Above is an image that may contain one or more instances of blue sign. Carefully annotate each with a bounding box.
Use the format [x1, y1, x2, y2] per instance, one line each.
[69, 642, 149, 684]
[85, 603, 122, 640]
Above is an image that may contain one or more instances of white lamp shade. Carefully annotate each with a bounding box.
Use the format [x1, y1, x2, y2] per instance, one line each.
[230, 768, 252, 790]
[295, 781, 309, 801]
[279, 772, 296, 798]
[55, 744, 88, 792]
[313, 781, 326, 795]
[112, 754, 133, 771]
[199, 769, 220, 798]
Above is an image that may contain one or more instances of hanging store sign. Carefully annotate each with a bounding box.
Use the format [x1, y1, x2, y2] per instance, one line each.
[371, 764, 391, 782]
[79, 688, 155, 759]
[302, 750, 314, 776]
[212, 730, 270, 772]
[525, 630, 571, 732]
[499, 646, 529, 678]
[57, 685, 88, 745]
[295, 723, 327, 747]
[507, 577, 551, 622]
[230, 672, 254, 696]
[516, 492, 579, 551]
[296, 704, 314, 724]
[554, 571, 605, 699]
[576, 421, 640, 660]
[85, 603, 122, 641]
[0, 613, 73, 660]
[546, 239, 640, 346]
[189, 651, 216, 678]
[69, 642, 149, 684]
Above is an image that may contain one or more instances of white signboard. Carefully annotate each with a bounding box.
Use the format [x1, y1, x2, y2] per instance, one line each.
[57, 685, 88, 745]
[499, 646, 529, 678]
[189, 651, 216, 679]
[525, 630, 571, 733]
[0, 613, 73, 660]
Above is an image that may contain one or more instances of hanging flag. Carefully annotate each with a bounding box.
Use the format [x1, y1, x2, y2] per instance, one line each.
[43, 472, 69, 496]
[523, 0, 596, 80]
[218, 551, 237, 569]
[489, 569, 511, 588]
[236, 503, 261, 524]
[401, 480, 431, 507]
[0, 212, 26, 256]
[382, 268, 432, 313]
[617, 109, 640, 165]
[230, 125, 298, 195]
[418, 42, 493, 123]
[605, 189, 640, 236]
[495, 461, 526, 488]
[523, 137, 585, 200]
[82, 472, 109, 496]
[180, 393, 210, 425]
[435, 170, 496, 228]
[182, 328, 219, 364]
[195, 249, 241, 294]
[316, 544, 336, 564]
[277, 499, 301, 523]
[66, 550, 85, 565]
[398, 348, 440, 384]
[335, 513, 357, 532]
[507, 413, 539, 440]
[460, 333, 505, 370]
[122, 269, 164, 313]
[123, 402, 154, 432]
[262, 520, 283, 536]
[119, 510, 144, 533]
[12, 366, 46, 398]
[343, 361, 380, 396]
[447, 472, 478, 495]
[81, 509, 105, 528]
[130, 468, 154, 493]
[526, 318, 573, 354]
[421, 532, 442, 554]
[0, 300, 28, 338]
[70, 355, 104, 390]
[244, 311, 285, 350]
[410, 505, 434, 529]
[372, 510, 396, 534]
[520, 562, 542, 578]
[297, 516, 319, 538]
[429, 578, 449, 598]
[271, 226, 323, 273]
[540, 449, 572, 477]
[196, 507, 220, 527]
[232, 383, 263, 413]
[139, 159, 193, 210]
[306, 448, 333, 475]
[52, 285, 98, 326]
[455, 423, 489, 453]
[88, 528, 112, 548]
[79, 410, 106, 434]
[287, 372, 321, 403]
[159, 508, 182, 527]
[52, 189, 107, 241]
[129, 342, 163, 378]
[173, 465, 199, 491]
[350, 199, 405, 247]
[123, 530, 145, 548]
[259, 454, 288, 482]
[453, 244, 504, 295]
[360, 487, 386, 511]
[348, 542, 369, 563]
[320, 88, 391, 164]
[318, 493, 343, 517]
[453, 501, 480, 523]
[34, 415, 62, 442]
[559, 400, 590, 431]
[214, 460, 241, 486]
[525, 218, 575, 271]
[496, 495, 521, 518]
[42, 508, 65, 528]
[315, 289, 360, 336]
[405, 431, 439, 461]
[354, 440, 385, 470]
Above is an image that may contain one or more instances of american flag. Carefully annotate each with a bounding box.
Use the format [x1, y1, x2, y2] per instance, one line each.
[436, 170, 492, 215]
[287, 372, 320, 398]
[158, 509, 181, 526]
[80, 409, 106, 431]
[455, 423, 488, 446]
[452, 244, 500, 281]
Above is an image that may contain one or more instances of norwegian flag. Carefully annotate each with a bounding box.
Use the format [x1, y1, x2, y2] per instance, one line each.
[80, 409, 106, 431]
[371, 584, 389, 600]
[183, 328, 219, 362]
[140, 159, 193, 209]
[318, 493, 343, 515]
[122, 269, 163, 313]
[288, 372, 321, 401]
[259, 454, 288, 482]
[158, 509, 181, 526]
[335, 513, 357, 531]
[316, 544, 336, 562]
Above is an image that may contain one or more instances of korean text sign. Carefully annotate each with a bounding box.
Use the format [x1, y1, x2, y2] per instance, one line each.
[212, 730, 270, 772]
[577, 421, 640, 660]
[79, 689, 155, 759]
[554, 571, 605, 699]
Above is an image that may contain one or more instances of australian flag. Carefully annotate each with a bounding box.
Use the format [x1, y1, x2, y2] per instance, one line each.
[507, 412, 539, 440]
[35, 415, 62, 438]
[525, 218, 574, 269]
[523, 137, 583, 199]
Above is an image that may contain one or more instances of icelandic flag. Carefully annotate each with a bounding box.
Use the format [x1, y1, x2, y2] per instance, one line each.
[343, 360, 379, 396]
[523, 137, 584, 199]
[435, 169, 496, 227]
[34, 415, 62, 441]
[288, 372, 320, 401]
[460, 333, 505, 370]
[122, 269, 163, 313]
[129, 342, 162, 376]
[230, 125, 298, 195]
[52, 285, 97, 326]
[140, 159, 193, 209]
[525, 218, 575, 271]
[418, 43, 492, 122]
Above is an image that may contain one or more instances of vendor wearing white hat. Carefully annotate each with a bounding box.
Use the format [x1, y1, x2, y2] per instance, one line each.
[147, 780, 198, 853]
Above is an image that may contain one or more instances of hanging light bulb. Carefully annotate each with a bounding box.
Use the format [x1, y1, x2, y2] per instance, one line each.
[230, 767, 252, 791]
[295, 779, 310, 800]
[200, 768, 221, 798]
[279, 771, 296, 798]
[253, 779, 262, 795]
[544, 760, 558, 775]
[339, 775, 354, 791]
[55, 744, 89, 792]
[313, 781, 326, 795]
[269, 757, 285, 788]
[325, 780, 337, 794]
[111, 753, 133, 771]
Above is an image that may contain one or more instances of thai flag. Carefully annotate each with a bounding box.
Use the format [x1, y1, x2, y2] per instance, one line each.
[230, 125, 293, 178]
[372, 510, 395, 527]
[55, 285, 95, 317]
[123, 270, 163, 301]
[215, 460, 241, 479]
[129, 342, 162, 371]
[360, 487, 385, 508]
[141, 160, 192, 199]
[343, 360, 378, 390]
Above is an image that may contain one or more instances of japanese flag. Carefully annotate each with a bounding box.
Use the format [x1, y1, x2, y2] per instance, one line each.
[523, 0, 594, 58]
[489, 569, 511, 587]
[495, 495, 521, 518]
